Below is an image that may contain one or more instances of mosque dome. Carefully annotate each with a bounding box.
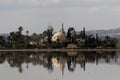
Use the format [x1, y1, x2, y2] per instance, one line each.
[52, 32, 66, 42]
[51, 23, 66, 42]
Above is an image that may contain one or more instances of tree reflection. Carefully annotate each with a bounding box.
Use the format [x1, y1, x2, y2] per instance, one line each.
[0, 51, 118, 74]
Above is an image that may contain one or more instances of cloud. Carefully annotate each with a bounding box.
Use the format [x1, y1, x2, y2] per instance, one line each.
[17, 0, 61, 6]
[0, 0, 62, 9]
[59, 0, 120, 8]
[0, 0, 120, 10]
[0, 0, 120, 34]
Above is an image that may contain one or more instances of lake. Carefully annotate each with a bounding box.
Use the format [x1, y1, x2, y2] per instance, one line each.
[0, 51, 120, 80]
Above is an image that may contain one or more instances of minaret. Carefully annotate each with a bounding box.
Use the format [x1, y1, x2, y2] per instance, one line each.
[60, 22, 65, 34]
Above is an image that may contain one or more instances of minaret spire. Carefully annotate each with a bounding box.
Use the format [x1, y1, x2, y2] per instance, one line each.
[60, 22, 65, 34]
[62, 22, 64, 30]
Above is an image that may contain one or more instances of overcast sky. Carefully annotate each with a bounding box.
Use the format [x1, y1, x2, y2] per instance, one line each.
[0, 0, 120, 34]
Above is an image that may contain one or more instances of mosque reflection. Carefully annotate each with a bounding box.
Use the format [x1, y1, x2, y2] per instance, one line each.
[0, 51, 119, 75]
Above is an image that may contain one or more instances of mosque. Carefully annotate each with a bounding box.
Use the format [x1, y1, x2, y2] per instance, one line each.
[51, 23, 66, 42]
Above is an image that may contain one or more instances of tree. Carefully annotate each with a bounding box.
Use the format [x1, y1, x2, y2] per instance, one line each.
[47, 26, 53, 33]
[26, 30, 29, 36]
[79, 27, 86, 39]
[47, 26, 53, 44]
[83, 27, 86, 39]
[7, 27, 25, 48]
[18, 26, 23, 34]
[67, 27, 76, 43]
[0, 36, 5, 48]
[95, 33, 101, 47]
[85, 35, 96, 48]
[102, 35, 117, 48]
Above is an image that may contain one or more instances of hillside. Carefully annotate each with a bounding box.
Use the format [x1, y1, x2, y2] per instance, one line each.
[0, 33, 9, 38]
[85, 28, 120, 39]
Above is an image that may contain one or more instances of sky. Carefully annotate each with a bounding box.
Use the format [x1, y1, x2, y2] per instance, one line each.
[0, 0, 120, 34]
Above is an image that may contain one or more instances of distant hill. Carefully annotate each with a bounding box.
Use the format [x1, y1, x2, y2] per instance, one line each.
[85, 28, 120, 40]
[0, 33, 9, 38]
[86, 28, 120, 35]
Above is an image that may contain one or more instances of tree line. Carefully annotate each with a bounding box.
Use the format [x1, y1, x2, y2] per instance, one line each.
[0, 26, 117, 49]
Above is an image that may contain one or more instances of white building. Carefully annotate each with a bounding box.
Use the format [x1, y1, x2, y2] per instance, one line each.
[51, 23, 66, 42]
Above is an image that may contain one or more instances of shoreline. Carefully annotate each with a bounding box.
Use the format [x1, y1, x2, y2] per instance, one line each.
[0, 48, 120, 52]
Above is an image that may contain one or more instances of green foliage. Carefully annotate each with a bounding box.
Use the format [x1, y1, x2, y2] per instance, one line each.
[0, 36, 5, 48]
[0, 26, 118, 49]
[101, 35, 117, 48]
[67, 27, 76, 43]
[116, 41, 120, 48]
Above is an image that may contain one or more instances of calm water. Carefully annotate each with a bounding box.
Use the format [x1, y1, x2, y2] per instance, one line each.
[0, 51, 120, 80]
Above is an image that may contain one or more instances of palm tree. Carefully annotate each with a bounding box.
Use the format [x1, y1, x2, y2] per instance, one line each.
[18, 26, 23, 34]
[26, 30, 29, 36]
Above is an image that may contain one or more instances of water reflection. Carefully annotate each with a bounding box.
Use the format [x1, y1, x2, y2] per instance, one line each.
[0, 51, 119, 75]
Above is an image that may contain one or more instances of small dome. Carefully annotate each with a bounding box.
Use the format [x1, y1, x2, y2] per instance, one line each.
[52, 32, 66, 42]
